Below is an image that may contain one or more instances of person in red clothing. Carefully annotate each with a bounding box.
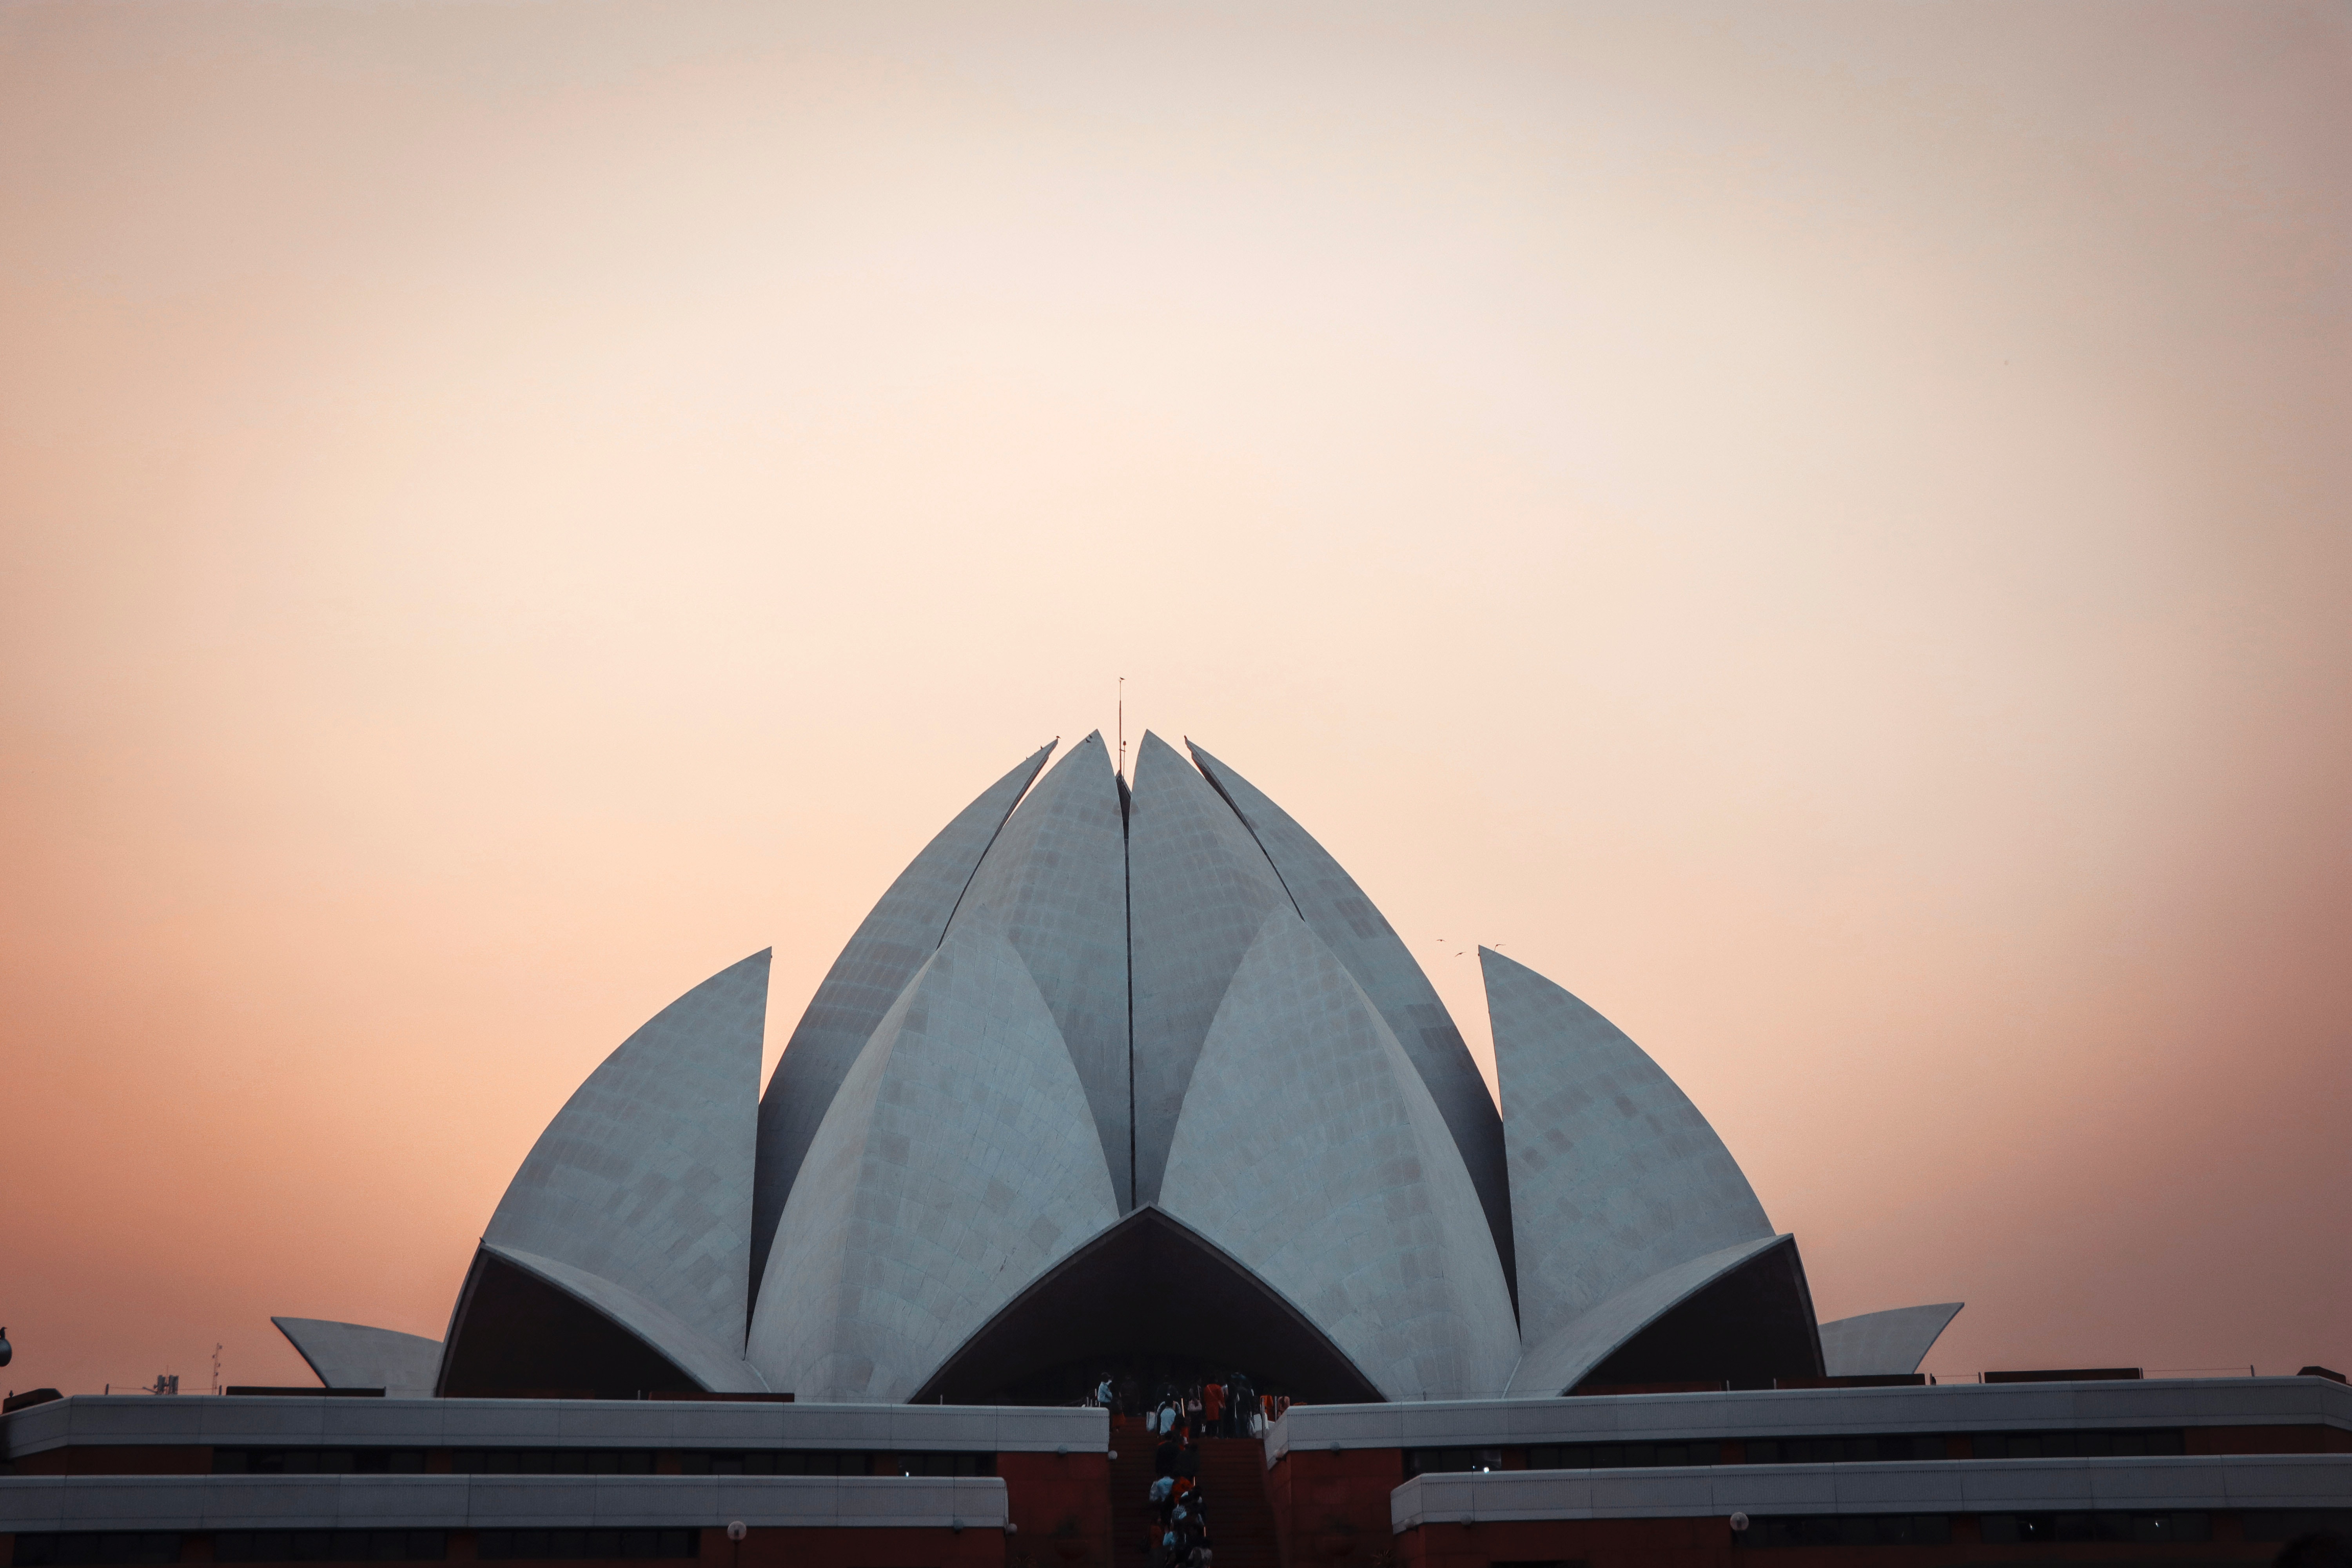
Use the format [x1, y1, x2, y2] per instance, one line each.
[1202, 1379, 1223, 1437]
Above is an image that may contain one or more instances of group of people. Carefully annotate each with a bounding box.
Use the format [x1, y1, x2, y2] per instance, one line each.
[1085, 1372, 1291, 1438]
[1145, 1441, 1210, 1568]
[1081, 1375, 1295, 1568]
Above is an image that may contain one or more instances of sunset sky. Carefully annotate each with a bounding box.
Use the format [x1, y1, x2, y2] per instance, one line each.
[2, 1, 2347, 1398]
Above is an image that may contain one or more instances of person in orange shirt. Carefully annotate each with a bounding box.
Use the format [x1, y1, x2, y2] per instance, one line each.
[1202, 1379, 1223, 1437]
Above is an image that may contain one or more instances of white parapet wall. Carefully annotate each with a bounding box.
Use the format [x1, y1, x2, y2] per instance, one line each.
[0, 1396, 1108, 1464]
[0, 1473, 1009, 1534]
[1389, 1453, 2352, 1532]
[1267, 1376, 2352, 1465]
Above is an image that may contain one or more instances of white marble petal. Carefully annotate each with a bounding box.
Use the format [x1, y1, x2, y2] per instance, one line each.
[1506, 1236, 1789, 1396]
[479, 949, 768, 1374]
[1185, 741, 1514, 1299]
[944, 733, 1132, 1208]
[1820, 1302, 1965, 1376]
[1159, 911, 1520, 1401]
[1482, 946, 1773, 1347]
[481, 1245, 769, 1393]
[746, 916, 1122, 1402]
[751, 745, 1053, 1307]
[1126, 732, 1292, 1207]
[269, 1318, 441, 1398]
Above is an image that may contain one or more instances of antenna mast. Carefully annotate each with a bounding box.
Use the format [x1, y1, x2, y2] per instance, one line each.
[1117, 677, 1126, 779]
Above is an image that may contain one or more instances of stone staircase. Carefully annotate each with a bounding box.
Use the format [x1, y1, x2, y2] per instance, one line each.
[1108, 1428, 1160, 1568]
[1108, 1432, 1281, 1568]
[1192, 1437, 1282, 1568]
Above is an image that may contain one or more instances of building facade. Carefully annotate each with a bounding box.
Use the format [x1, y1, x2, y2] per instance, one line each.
[397, 732, 1958, 1405]
[7, 735, 2344, 1565]
[4, 1374, 2348, 1566]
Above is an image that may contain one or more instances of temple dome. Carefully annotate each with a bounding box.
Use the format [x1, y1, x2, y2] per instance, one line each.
[408, 733, 1955, 1402]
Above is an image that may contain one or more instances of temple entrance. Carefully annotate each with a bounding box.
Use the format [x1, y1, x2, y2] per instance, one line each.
[1572, 1234, 1824, 1392]
[911, 1205, 1381, 1406]
[437, 1248, 698, 1399]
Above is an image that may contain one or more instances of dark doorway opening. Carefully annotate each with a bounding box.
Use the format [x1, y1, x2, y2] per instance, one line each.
[437, 1248, 700, 1399]
[1571, 1236, 1824, 1393]
[911, 1206, 1382, 1407]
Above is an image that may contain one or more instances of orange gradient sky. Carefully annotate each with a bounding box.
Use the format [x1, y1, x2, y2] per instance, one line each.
[2, 1, 2347, 1398]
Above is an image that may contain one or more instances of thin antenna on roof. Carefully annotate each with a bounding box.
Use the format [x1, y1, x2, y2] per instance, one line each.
[1118, 677, 1127, 780]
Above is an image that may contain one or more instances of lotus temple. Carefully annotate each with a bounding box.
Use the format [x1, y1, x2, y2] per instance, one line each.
[5, 734, 2346, 1568]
